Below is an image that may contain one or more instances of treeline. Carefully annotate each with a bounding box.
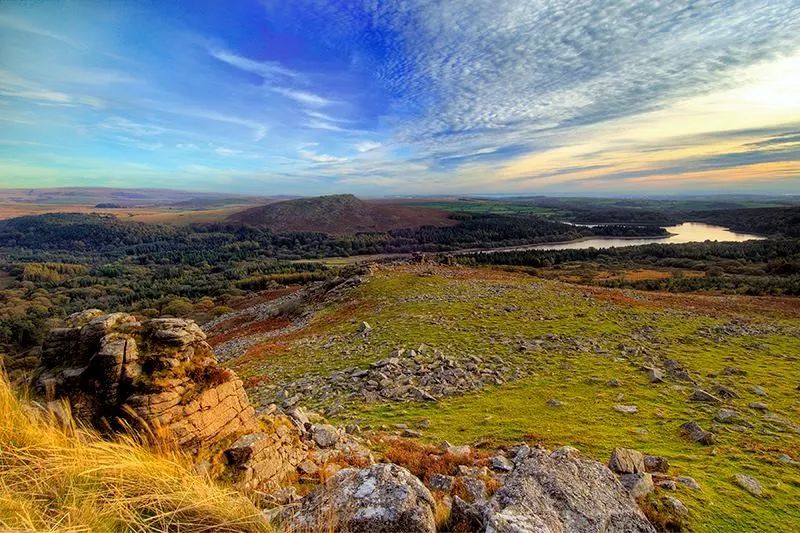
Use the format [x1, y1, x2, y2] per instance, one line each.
[453, 239, 800, 295]
[0, 213, 666, 262]
[0, 258, 333, 356]
[511, 198, 800, 237]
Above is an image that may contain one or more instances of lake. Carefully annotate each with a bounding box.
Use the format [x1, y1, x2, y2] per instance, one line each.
[519, 222, 765, 251]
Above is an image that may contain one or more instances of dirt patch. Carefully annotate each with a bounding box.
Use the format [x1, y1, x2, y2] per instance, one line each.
[208, 317, 293, 347]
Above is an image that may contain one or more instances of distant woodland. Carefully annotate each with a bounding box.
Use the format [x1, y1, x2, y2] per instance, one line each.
[1, 200, 798, 356]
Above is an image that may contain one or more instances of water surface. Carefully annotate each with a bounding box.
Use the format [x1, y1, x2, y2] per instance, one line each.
[519, 222, 764, 252]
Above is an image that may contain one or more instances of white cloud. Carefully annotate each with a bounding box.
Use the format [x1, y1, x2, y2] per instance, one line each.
[273, 87, 333, 107]
[355, 141, 381, 152]
[0, 69, 104, 108]
[298, 149, 347, 163]
[305, 119, 349, 132]
[209, 47, 298, 79]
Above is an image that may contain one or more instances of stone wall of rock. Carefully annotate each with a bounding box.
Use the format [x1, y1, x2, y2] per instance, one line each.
[38, 310, 257, 451]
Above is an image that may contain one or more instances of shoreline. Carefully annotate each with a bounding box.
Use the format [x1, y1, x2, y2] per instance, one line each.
[295, 222, 765, 265]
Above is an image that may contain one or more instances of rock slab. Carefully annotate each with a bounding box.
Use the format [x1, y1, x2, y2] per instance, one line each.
[484, 446, 655, 532]
[289, 463, 436, 532]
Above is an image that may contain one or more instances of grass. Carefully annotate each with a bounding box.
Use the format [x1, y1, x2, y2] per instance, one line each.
[0, 372, 270, 532]
[233, 264, 800, 532]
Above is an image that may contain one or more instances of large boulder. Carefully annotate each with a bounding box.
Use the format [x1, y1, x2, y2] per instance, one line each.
[288, 463, 436, 532]
[484, 446, 655, 532]
[37, 311, 257, 451]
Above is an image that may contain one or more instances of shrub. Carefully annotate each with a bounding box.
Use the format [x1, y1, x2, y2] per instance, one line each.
[162, 297, 194, 317]
[212, 305, 234, 317]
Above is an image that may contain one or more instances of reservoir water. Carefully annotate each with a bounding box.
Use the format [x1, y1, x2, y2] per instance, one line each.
[518, 222, 765, 252]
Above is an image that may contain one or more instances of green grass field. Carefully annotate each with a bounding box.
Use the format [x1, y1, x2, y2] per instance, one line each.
[231, 264, 800, 531]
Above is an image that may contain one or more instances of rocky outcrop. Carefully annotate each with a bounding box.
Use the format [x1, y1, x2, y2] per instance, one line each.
[288, 463, 436, 532]
[38, 311, 257, 451]
[483, 445, 655, 533]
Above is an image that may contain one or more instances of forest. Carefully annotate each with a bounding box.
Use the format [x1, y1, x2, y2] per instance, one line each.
[454, 239, 800, 295]
[2, 202, 798, 357]
[0, 212, 666, 261]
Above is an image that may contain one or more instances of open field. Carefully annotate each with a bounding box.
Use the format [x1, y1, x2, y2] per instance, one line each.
[223, 264, 800, 532]
[0, 187, 278, 224]
[0, 202, 265, 224]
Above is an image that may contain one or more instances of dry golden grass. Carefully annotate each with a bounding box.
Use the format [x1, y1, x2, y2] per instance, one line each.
[0, 371, 270, 532]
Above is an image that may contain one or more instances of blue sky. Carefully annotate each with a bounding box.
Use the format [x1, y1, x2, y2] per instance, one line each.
[1, 0, 799, 195]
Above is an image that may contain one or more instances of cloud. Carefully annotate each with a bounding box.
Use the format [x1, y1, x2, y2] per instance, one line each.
[0, 13, 82, 49]
[3, 1, 800, 194]
[305, 119, 349, 132]
[0, 69, 105, 108]
[298, 148, 347, 163]
[272, 87, 333, 107]
[355, 141, 381, 152]
[209, 47, 298, 79]
[213, 146, 263, 159]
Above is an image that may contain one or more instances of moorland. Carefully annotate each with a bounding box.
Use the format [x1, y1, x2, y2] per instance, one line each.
[1, 190, 799, 532]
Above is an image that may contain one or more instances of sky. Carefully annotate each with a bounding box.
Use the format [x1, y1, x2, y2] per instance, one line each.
[1, 0, 800, 196]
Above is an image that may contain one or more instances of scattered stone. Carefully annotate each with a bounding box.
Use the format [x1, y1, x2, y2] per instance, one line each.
[450, 495, 484, 532]
[484, 446, 655, 532]
[356, 321, 372, 337]
[734, 474, 763, 497]
[749, 402, 769, 412]
[751, 385, 768, 397]
[443, 442, 472, 459]
[689, 389, 722, 403]
[715, 409, 750, 426]
[311, 424, 339, 448]
[490, 455, 514, 472]
[457, 465, 489, 478]
[680, 421, 716, 445]
[401, 429, 422, 438]
[676, 476, 701, 490]
[274, 346, 517, 407]
[721, 366, 747, 376]
[712, 385, 739, 399]
[643, 455, 670, 473]
[288, 464, 436, 533]
[428, 473, 455, 493]
[546, 398, 563, 407]
[298, 459, 319, 476]
[614, 404, 638, 414]
[645, 367, 664, 383]
[656, 480, 677, 491]
[606, 378, 621, 387]
[664, 496, 689, 516]
[609, 448, 645, 474]
[458, 476, 487, 502]
[620, 472, 655, 498]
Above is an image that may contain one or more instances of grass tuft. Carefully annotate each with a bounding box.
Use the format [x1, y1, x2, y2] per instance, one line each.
[0, 369, 269, 532]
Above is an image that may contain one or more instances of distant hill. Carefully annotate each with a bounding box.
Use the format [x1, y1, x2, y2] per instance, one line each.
[228, 194, 456, 234]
